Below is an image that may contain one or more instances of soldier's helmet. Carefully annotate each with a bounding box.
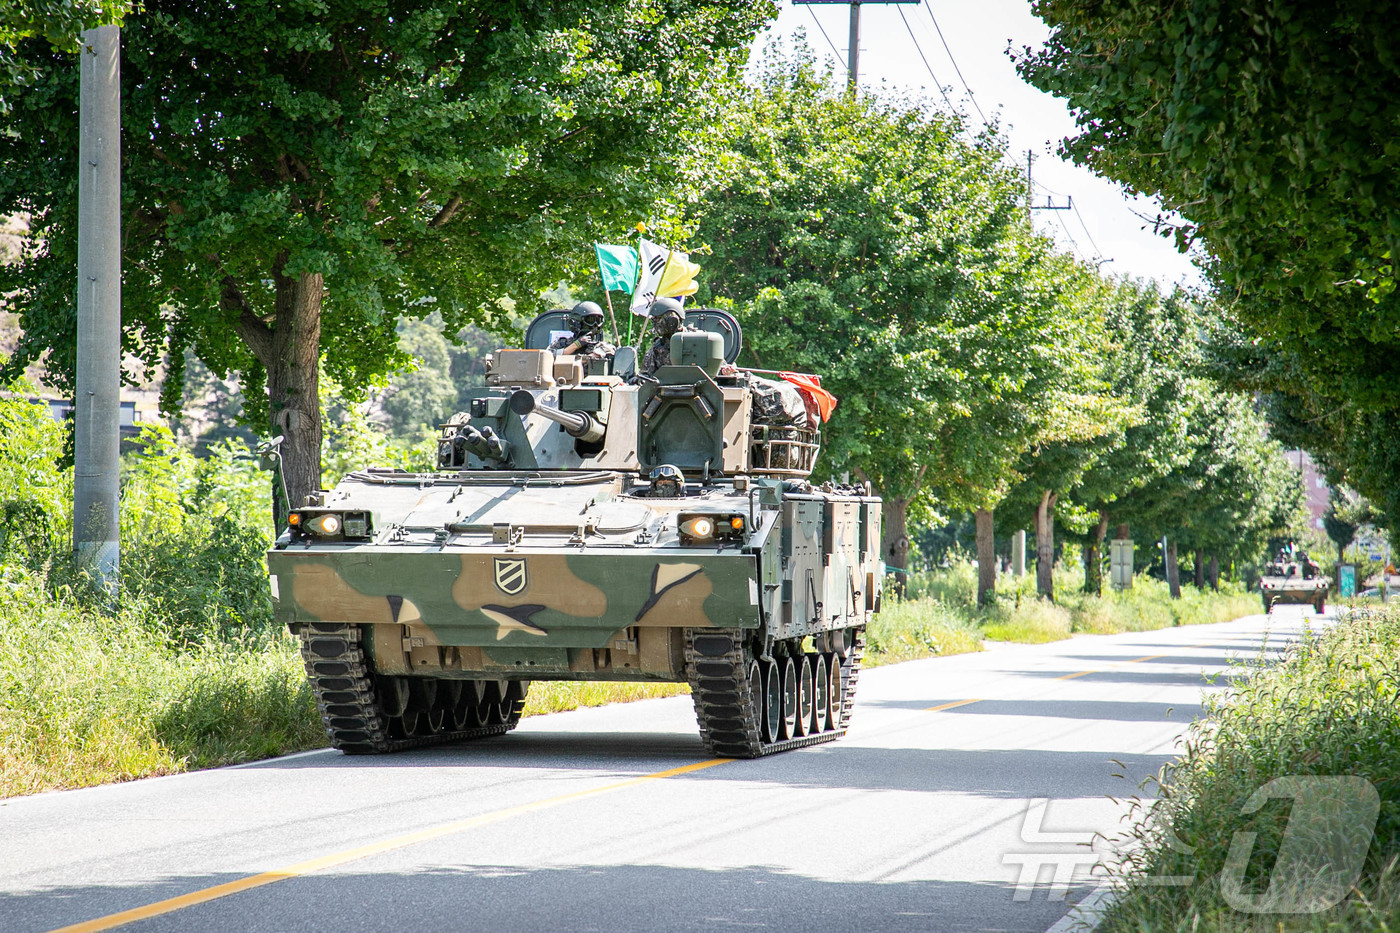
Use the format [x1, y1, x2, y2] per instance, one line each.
[649, 298, 685, 338]
[568, 301, 606, 335]
[648, 463, 685, 498]
[571, 299, 604, 332]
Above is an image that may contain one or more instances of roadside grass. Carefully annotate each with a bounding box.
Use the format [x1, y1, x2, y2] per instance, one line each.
[868, 557, 1263, 666]
[522, 681, 691, 716]
[1098, 608, 1400, 932]
[0, 566, 323, 799]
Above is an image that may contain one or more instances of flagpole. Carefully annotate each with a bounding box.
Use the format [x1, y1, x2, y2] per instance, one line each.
[595, 249, 621, 345]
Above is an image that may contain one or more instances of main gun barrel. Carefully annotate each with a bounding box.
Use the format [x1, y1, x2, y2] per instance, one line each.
[509, 390, 605, 443]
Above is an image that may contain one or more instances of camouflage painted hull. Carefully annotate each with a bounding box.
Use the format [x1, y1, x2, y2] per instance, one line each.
[269, 339, 883, 756]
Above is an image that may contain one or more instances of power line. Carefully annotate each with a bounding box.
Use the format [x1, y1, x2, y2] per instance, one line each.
[1053, 209, 1083, 256]
[896, 6, 955, 113]
[1032, 178, 1071, 200]
[1071, 199, 1107, 261]
[804, 5, 847, 71]
[925, 6, 990, 130]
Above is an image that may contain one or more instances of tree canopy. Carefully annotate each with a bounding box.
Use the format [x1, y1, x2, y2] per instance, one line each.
[688, 54, 1116, 579]
[0, 0, 775, 503]
[1019, 0, 1400, 538]
[0, 0, 128, 110]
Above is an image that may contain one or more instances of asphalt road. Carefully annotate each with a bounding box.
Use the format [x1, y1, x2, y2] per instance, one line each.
[0, 606, 1325, 933]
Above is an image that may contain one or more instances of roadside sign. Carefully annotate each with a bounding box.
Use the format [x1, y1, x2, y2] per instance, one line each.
[1339, 565, 1356, 598]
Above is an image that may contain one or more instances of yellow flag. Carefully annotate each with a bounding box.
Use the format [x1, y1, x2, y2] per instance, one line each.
[658, 254, 700, 298]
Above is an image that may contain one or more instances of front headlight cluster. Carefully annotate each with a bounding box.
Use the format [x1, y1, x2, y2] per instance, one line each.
[288, 509, 372, 541]
[678, 512, 746, 544]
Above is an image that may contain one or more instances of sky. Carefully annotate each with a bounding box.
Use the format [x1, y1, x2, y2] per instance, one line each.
[750, 1, 1204, 289]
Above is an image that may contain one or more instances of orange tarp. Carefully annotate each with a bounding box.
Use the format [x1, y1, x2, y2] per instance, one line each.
[778, 372, 837, 423]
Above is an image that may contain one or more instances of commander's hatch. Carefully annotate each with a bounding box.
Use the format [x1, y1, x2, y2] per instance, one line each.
[523, 310, 573, 350]
[684, 307, 742, 364]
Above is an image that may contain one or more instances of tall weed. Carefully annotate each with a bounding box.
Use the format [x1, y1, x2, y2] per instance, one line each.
[1100, 610, 1400, 931]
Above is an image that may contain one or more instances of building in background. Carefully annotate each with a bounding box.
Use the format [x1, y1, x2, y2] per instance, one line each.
[1287, 448, 1329, 532]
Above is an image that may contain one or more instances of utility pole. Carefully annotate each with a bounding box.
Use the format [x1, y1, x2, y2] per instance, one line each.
[74, 25, 122, 593]
[1025, 149, 1072, 232]
[793, 0, 921, 94]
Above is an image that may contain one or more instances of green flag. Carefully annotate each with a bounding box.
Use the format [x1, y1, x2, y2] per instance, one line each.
[595, 243, 639, 293]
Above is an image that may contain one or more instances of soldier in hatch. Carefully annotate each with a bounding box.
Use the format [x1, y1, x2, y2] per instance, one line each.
[640, 297, 686, 376]
[549, 302, 615, 361]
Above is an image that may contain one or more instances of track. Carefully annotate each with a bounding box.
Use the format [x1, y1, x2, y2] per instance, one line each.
[299, 623, 524, 753]
[684, 627, 864, 756]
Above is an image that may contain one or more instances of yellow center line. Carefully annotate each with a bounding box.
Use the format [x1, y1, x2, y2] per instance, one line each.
[47, 757, 730, 933]
[925, 697, 984, 712]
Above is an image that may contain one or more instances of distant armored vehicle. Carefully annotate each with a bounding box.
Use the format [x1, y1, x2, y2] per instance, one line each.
[268, 309, 882, 757]
[1259, 551, 1328, 614]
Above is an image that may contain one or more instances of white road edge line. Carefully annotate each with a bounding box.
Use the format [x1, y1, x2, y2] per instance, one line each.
[1044, 881, 1119, 933]
[223, 748, 337, 769]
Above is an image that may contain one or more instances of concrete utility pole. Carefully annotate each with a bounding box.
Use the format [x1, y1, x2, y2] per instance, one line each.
[793, 0, 921, 94]
[74, 25, 121, 592]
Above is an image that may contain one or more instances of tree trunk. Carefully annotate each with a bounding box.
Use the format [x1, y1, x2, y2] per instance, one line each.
[1194, 550, 1206, 589]
[1166, 538, 1181, 600]
[975, 508, 996, 606]
[231, 262, 325, 516]
[1083, 509, 1109, 596]
[882, 496, 911, 597]
[1116, 523, 1130, 540]
[1035, 490, 1058, 601]
[1207, 553, 1220, 591]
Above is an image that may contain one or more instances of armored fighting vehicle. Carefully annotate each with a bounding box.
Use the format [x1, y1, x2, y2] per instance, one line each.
[1259, 552, 1328, 614]
[267, 308, 883, 757]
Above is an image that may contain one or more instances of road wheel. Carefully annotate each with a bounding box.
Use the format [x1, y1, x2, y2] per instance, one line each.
[794, 655, 813, 738]
[779, 656, 799, 739]
[828, 653, 843, 728]
[810, 653, 829, 734]
[761, 657, 782, 743]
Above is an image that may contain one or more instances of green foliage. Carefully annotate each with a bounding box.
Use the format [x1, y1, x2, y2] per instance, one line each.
[691, 50, 1114, 545]
[115, 424, 275, 642]
[379, 318, 459, 441]
[867, 556, 1257, 663]
[1101, 610, 1400, 932]
[0, 0, 777, 499]
[1323, 487, 1373, 559]
[0, 564, 323, 798]
[0, 382, 68, 565]
[1020, 1, 1400, 540]
[0, 0, 128, 111]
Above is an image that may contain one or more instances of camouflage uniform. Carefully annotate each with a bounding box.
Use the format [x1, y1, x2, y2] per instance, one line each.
[551, 332, 615, 360]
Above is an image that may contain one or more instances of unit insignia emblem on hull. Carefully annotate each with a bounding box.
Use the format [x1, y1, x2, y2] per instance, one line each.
[493, 557, 528, 595]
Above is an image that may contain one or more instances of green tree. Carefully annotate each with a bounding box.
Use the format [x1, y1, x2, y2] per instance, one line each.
[690, 53, 1095, 593]
[1064, 281, 1205, 595]
[1114, 392, 1301, 595]
[0, 0, 128, 110]
[1018, 1, 1400, 536]
[379, 318, 458, 442]
[1323, 488, 1372, 565]
[0, 0, 775, 507]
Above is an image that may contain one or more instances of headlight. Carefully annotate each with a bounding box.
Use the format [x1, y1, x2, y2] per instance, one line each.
[310, 514, 341, 536]
[290, 510, 372, 540]
[679, 513, 747, 544]
[681, 516, 714, 539]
